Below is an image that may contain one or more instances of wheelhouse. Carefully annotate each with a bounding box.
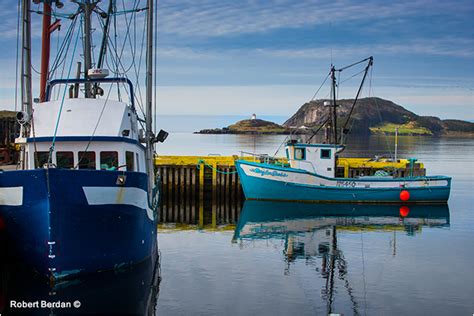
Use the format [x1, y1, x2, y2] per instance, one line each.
[18, 78, 146, 173]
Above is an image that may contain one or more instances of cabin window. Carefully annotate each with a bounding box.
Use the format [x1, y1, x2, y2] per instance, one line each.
[136, 153, 140, 172]
[285, 148, 289, 159]
[126, 151, 135, 171]
[321, 149, 331, 159]
[78, 151, 96, 169]
[294, 148, 305, 160]
[34, 151, 50, 168]
[56, 152, 74, 169]
[100, 151, 118, 170]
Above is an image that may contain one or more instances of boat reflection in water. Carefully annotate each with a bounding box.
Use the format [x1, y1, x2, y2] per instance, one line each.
[0, 255, 161, 315]
[233, 201, 449, 314]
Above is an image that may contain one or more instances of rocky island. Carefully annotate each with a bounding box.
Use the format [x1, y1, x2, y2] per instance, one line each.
[196, 98, 474, 136]
[196, 115, 292, 134]
[284, 97, 474, 136]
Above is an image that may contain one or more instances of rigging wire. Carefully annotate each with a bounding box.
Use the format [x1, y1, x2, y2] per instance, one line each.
[48, 17, 82, 161]
[310, 71, 330, 101]
[49, 15, 79, 79]
[14, 0, 21, 112]
[75, 84, 114, 169]
[99, 10, 147, 118]
[369, 65, 393, 159]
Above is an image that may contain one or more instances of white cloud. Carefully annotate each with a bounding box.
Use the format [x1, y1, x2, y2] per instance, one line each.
[157, 0, 473, 37]
[254, 38, 474, 59]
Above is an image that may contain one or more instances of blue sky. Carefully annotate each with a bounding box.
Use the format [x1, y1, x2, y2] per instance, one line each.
[0, 0, 473, 120]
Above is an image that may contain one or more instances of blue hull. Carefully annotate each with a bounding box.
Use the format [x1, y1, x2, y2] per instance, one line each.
[235, 160, 451, 203]
[0, 168, 158, 280]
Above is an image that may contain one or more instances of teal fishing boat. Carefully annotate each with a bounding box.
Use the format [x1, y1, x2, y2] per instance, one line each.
[235, 57, 451, 204]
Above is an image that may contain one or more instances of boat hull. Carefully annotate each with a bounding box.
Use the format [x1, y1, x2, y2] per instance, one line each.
[235, 160, 451, 203]
[0, 168, 158, 280]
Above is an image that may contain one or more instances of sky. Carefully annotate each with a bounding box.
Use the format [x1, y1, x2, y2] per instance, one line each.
[0, 0, 473, 120]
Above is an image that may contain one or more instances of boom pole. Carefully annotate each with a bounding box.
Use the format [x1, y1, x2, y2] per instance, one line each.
[83, 0, 93, 98]
[331, 65, 337, 145]
[39, 1, 52, 102]
[145, 0, 156, 195]
[19, 0, 33, 169]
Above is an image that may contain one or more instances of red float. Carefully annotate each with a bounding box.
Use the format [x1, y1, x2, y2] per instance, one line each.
[400, 190, 410, 201]
[399, 206, 410, 217]
[0, 216, 5, 231]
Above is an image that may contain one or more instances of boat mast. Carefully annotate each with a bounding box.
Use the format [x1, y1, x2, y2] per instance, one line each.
[81, 0, 95, 98]
[19, 0, 33, 169]
[97, 0, 113, 69]
[39, 1, 61, 102]
[145, 0, 156, 193]
[330, 65, 337, 145]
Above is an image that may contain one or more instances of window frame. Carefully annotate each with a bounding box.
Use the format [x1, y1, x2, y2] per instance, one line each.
[100, 151, 119, 170]
[294, 147, 306, 160]
[320, 149, 331, 159]
[78, 151, 97, 170]
[56, 151, 74, 169]
[34, 151, 50, 169]
[125, 151, 135, 171]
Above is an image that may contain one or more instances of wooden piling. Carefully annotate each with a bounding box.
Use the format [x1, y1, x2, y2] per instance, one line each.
[212, 161, 217, 228]
[199, 162, 204, 228]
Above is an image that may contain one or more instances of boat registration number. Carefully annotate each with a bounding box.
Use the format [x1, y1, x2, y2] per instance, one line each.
[336, 180, 356, 188]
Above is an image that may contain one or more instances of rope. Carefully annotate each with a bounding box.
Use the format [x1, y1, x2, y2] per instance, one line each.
[310, 71, 330, 101]
[48, 19, 82, 162]
[196, 159, 239, 175]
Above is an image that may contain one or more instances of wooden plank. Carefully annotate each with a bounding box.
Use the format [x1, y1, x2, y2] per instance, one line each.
[225, 167, 230, 223]
[167, 166, 172, 223]
[180, 167, 185, 223]
[191, 167, 196, 224]
[219, 169, 224, 222]
[185, 167, 191, 224]
[217, 168, 221, 221]
[199, 163, 204, 228]
[212, 162, 217, 228]
[231, 169, 236, 223]
[161, 167, 167, 222]
[174, 167, 179, 222]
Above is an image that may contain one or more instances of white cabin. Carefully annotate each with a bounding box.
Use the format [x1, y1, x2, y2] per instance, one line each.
[285, 142, 344, 178]
[17, 80, 146, 173]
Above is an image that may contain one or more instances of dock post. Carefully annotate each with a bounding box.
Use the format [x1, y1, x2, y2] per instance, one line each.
[179, 168, 185, 223]
[199, 162, 204, 228]
[212, 161, 217, 228]
[191, 167, 196, 224]
[185, 167, 191, 224]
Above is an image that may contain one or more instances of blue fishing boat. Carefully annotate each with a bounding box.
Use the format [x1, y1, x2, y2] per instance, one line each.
[0, 0, 165, 280]
[236, 57, 451, 203]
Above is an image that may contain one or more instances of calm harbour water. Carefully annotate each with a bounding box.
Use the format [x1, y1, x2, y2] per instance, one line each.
[155, 133, 474, 315]
[1, 132, 473, 315]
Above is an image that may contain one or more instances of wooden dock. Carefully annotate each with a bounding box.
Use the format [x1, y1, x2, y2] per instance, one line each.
[155, 156, 255, 228]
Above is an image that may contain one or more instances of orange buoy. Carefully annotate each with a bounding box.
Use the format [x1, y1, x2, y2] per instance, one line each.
[400, 190, 410, 201]
[399, 206, 410, 217]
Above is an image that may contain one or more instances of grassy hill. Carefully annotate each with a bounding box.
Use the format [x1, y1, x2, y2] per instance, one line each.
[197, 119, 290, 134]
[284, 97, 474, 136]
